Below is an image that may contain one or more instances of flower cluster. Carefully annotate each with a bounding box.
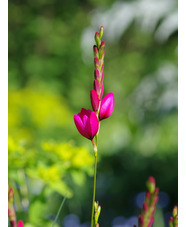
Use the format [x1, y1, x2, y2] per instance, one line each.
[169, 206, 178, 227]
[134, 176, 159, 227]
[74, 26, 114, 141]
[8, 188, 24, 227]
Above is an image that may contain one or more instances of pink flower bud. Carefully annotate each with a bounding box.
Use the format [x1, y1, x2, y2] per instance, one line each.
[95, 32, 101, 47]
[152, 195, 159, 206]
[148, 217, 154, 227]
[148, 176, 155, 183]
[94, 57, 100, 70]
[100, 84, 104, 99]
[99, 93, 114, 120]
[8, 188, 14, 204]
[170, 216, 173, 221]
[150, 207, 156, 216]
[146, 176, 156, 194]
[18, 220, 24, 227]
[145, 191, 151, 204]
[94, 69, 100, 80]
[97, 205, 101, 217]
[74, 108, 99, 140]
[90, 90, 100, 111]
[173, 206, 178, 217]
[100, 50, 105, 61]
[100, 40, 105, 49]
[174, 214, 178, 226]
[143, 202, 148, 212]
[94, 80, 104, 99]
[93, 45, 99, 58]
[154, 187, 159, 196]
[138, 215, 144, 226]
[99, 41, 105, 59]
[99, 26, 104, 39]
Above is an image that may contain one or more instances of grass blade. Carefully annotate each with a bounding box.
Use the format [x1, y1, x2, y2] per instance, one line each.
[52, 191, 68, 227]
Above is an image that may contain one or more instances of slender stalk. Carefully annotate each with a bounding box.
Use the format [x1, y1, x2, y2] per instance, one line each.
[91, 142, 98, 227]
[52, 191, 68, 227]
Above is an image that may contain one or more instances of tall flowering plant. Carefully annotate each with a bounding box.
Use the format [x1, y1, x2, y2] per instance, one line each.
[134, 177, 159, 227]
[169, 206, 178, 227]
[8, 188, 24, 227]
[74, 26, 114, 227]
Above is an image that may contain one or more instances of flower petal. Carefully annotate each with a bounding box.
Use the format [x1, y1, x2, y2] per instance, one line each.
[74, 109, 98, 140]
[74, 114, 89, 138]
[99, 93, 114, 120]
[89, 111, 99, 138]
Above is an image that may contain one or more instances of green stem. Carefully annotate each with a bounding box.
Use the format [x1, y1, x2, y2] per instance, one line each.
[91, 145, 98, 227]
[52, 191, 68, 227]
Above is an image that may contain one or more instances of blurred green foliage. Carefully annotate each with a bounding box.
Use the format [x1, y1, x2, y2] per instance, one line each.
[9, 0, 177, 226]
[8, 87, 94, 226]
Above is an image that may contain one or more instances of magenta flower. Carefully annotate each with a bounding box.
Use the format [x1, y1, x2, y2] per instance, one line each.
[74, 108, 99, 140]
[18, 220, 24, 227]
[99, 93, 114, 120]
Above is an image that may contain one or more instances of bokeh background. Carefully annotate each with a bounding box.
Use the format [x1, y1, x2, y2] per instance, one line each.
[8, 0, 178, 226]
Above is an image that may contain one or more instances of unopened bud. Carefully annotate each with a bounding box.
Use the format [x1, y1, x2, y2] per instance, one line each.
[146, 176, 156, 194]
[169, 217, 173, 223]
[100, 83, 104, 99]
[100, 62, 104, 73]
[150, 207, 156, 216]
[8, 188, 14, 204]
[143, 202, 148, 212]
[91, 89, 100, 111]
[94, 57, 100, 70]
[169, 217, 174, 227]
[173, 214, 178, 227]
[95, 32, 101, 48]
[100, 40, 105, 49]
[93, 45, 99, 58]
[151, 195, 159, 207]
[94, 80, 103, 99]
[138, 215, 144, 227]
[145, 191, 151, 204]
[94, 201, 98, 211]
[95, 211, 98, 224]
[96, 223, 99, 227]
[173, 206, 178, 217]
[99, 41, 105, 59]
[8, 188, 17, 227]
[100, 50, 105, 62]
[94, 69, 100, 80]
[148, 217, 154, 227]
[99, 26, 104, 39]
[154, 187, 159, 195]
[97, 205, 101, 217]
